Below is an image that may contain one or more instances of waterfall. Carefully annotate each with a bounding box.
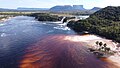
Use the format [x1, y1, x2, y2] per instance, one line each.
[61, 17, 67, 23]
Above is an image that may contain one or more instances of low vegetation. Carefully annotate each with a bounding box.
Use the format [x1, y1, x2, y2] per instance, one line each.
[0, 16, 7, 20]
[0, 12, 32, 21]
[0, 12, 32, 16]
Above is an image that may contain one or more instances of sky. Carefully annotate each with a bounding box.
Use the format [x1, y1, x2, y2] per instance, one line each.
[0, 0, 120, 9]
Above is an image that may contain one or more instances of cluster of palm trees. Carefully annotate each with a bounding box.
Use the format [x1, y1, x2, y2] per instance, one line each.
[95, 41, 111, 53]
[88, 41, 114, 58]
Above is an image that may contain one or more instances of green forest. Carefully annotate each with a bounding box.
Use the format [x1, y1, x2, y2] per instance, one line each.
[67, 6, 120, 43]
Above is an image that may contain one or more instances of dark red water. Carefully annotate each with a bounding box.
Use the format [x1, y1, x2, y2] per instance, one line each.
[19, 35, 120, 68]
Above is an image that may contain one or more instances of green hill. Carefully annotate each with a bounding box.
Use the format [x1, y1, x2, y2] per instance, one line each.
[90, 6, 120, 21]
[67, 6, 120, 43]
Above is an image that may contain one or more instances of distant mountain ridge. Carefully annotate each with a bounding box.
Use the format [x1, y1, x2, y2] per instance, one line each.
[0, 5, 101, 12]
[17, 7, 49, 10]
[50, 5, 73, 11]
[50, 5, 85, 11]
[91, 7, 101, 11]
[0, 8, 12, 11]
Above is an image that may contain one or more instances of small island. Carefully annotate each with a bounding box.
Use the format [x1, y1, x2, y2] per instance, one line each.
[29, 13, 62, 22]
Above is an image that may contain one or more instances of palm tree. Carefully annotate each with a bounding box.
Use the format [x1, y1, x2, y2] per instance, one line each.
[95, 41, 99, 49]
[96, 41, 99, 45]
[98, 42, 103, 51]
[103, 43, 107, 48]
[99, 42, 103, 47]
[103, 43, 107, 51]
[101, 47, 104, 51]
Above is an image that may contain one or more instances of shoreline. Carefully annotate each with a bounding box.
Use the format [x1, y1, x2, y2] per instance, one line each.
[70, 34, 120, 66]
[83, 34, 120, 67]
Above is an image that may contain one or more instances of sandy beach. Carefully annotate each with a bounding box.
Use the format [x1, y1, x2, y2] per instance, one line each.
[64, 34, 120, 67]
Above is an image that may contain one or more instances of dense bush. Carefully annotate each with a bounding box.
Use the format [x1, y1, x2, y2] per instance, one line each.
[30, 13, 62, 21]
[67, 6, 120, 43]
